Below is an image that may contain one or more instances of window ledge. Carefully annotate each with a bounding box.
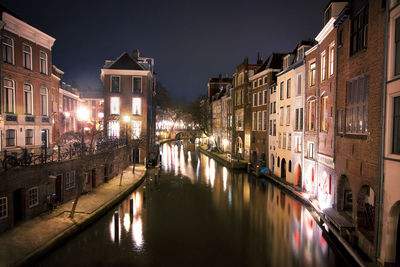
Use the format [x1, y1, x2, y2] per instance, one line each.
[344, 133, 368, 140]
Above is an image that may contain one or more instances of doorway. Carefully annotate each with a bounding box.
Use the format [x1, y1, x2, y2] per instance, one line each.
[41, 129, 49, 148]
[133, 148, 140, 163]
[13, 188, 24, 224]
[281, 159, 286, 180]
[55, 175, 62, 202]
[92, 169, 96, 188]
[396, 214, 400, 264]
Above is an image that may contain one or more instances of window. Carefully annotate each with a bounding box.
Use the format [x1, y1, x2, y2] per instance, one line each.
[4, 79, 15, 113]
[28, 187, 38, 208]
[288, 133, 292, 149]
[393, 96, 400, 154]
[296, 137, 302, 152]
[278, 133, 282, 148]
[253, 94, 257, 106]
[258, 92, 262, 106]
[325, 6, 332, 25]
[252, 112, 256, 130]
[283, 133, 287, 149]
[280, 106, 284, 126]
[263, 111, 267, 131]
[24, 84, 33, 115]
[264, 77, 268, 84]
[269, 120, 273, 135]
[40, 87, 48, 116]
[0, 197, 7, 219]
[287, 79, 291, 98]
[338, 109, 344, 133]
[263, 90, 267, 105]
[133, 77, 142, 93]
[286, 105, 291, 125]
[329, 46, 335, 76]
[321, 52, 326, 81]
[321, 96, 328, 132]
[132, 97, 141, 115]
[297, 75, 302, 96]
[66, 171, 76, 190]
[253, 81, 257, 88]
[6, 129, 16, 147]
[258, 111, 262, 130]
[351, 6, 368, 55]
[132, 120, 142, 139]
[110, 97, 120, 115]
[259, 79, 263, 86]
[396, 17, 400, 75]
[310, 62, 316, 86]
[308, 99, 316, 131]
[270, 103, 273, 114]
[295, 109, 299, 131]
[25, 129, 33, 145]
[23, 44, 32, 69]
[111, 76, 120, 93]
[108, 120, 120, 137]
[39, 51, 48, 75]
[280, 82, 284, 100]
[300, 108, 303, 130]
[2, 36, 13, 64]
[308, 142, 315, 159]
[345, 74, 369, 134]
[273, 120, 276, 136]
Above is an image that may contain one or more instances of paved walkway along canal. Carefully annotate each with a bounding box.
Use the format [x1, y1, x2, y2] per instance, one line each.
[38, 143, 356, 266]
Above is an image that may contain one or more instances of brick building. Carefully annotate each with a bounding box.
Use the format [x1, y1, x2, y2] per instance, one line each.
[0, 10, 56, 152]
[249, 53, 283, 169]
[101, 50, 155, 163]
[232, 56, 262, 160]
[334, 0, 386, 259]
[79, 89, 104, 131]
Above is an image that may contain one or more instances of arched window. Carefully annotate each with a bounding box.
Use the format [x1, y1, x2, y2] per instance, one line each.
[4, 78, 15, 113]
[277, 156, 280, 167]
[288, 160, 292, 172]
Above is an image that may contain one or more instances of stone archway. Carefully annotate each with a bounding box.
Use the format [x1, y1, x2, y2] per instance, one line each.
[281, 158, 286, 180]
[337, 174, 353, 215]
[294, 164, 302, 187]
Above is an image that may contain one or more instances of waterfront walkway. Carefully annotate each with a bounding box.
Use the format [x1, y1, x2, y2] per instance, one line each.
[0, 165, 146, 267]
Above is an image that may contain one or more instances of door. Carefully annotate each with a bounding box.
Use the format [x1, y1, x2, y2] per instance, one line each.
[13, 188, 24, 224]
[104, 165, 108, 182]
[41, 129, 48, 148]
[55, 175, 62, 202]
[133, 148, 140, 163]
[281, 159, 286, 180]
[92, 169, 96, 188]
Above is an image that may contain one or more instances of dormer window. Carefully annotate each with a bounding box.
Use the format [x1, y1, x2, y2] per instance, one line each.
[324, 6, 332, 25]
[297, 48, 304, 61]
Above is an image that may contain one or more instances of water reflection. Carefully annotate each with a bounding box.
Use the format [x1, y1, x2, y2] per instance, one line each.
[39, 142, 352, 267]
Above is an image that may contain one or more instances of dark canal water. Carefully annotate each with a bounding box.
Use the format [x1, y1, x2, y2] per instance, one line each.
[38, 143, 353, 267]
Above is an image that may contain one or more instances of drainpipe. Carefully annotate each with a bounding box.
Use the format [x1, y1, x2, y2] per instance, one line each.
[376, 0, 389, 260]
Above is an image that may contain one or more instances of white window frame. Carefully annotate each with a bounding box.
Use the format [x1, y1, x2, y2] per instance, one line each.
[132, 97, 142, 115]
[263, 111, 267, 131]
[66, 170, 76, 190]
[252, 112, 256, 130]
[280, 106, 284, 126]
[309, 61, 316, 86]
[110, 97, 120, 115]
[286, 105, 291, 126]
[40, 87, 49, 116]
[39, 51, 48, 75]
[28, 187, 39, 208]
[308, 142, 315, 159]
[329, 43, 335, 77]
[321, 51, 326, 81]
[2, 36, 14, 64]
[132, 120, 142, 139]
[257, 111, 262, 130]
[4, 78, 15, 113]
[6, 129, 16, 147]
[108, 120, 120, 137]
[0, 197, 7, 220]
[263, 90, 267, 105]
[25, 129, 34, 145]
[23, 44, 32, 70]
[24, 83, 33, 115]
[132, 76, 142, 93]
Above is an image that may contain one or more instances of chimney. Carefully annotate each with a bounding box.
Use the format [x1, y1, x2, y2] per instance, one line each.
[257, 52, 263, 65]
[133, 49, 140, 60]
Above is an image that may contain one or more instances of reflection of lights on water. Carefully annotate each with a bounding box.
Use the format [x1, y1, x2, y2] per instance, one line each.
[196, 160, 200, 180]
[228, 189, 232, 205]
[109, 213, 121, 243]
[209, 159, 215, 188]
[223, 167, 228, 191]
[132, 217, 143, 250]
[188, 151, 191, 161]
[123, 213, 130, 232]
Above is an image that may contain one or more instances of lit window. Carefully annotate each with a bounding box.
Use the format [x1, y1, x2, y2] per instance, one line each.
[329, 46, 335, 76]
[4, 79, 15, 113]
[108, 120, 120, 137]
[6, 129, 16, 147]
[310, 62, 316, 86]
[132, 120, 142, 139]
[132, 97, 142, 115]
[350, 6, 368, 55]
[40, 87, 48, 116]
[280, 106, 284, 126]
[0, 197, 7, 219]
[308, 99, 316, 131]
[25, 129, 33, 145]
[308, 142, 314, 159]
[40, 51, 48, 75]
[321, 52, 326, 80]
[110, 97, 120, 115]
[321, 96, 328, 132]
[23, 44, 32, 69]
[111, 76, 120, 93]
[133, 77, 142, 93]
[28, 187, 38, 208]
[296, 137, 302, 153]
[252, 112, 256, 130]
[258, 111, 262, 130]
[345, 74, 369, 134]
[2, 36, 13, 64]
[24, 84, 33, 115]
[65, 171, 76, 190]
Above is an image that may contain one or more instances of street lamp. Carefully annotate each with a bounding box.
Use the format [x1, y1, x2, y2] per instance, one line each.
[77, 107, 89, 156]
[123, 115, 130, 145]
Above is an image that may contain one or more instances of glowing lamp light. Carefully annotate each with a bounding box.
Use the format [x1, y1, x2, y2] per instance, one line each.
[77, 107, 89, 121]
[64, 111, 70, 118]
[123, 115, 131, 123]
[98, 112, 104, 119]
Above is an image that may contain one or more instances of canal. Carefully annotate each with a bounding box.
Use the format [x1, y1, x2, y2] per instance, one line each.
[38, 143, 354, 266]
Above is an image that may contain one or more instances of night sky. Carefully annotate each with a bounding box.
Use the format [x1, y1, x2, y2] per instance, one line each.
[1, 0, 327, 100]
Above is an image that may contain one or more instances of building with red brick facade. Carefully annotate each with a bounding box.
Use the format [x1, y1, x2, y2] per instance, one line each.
[334, 0, 386, 259]
[1, 9, 56, 153]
